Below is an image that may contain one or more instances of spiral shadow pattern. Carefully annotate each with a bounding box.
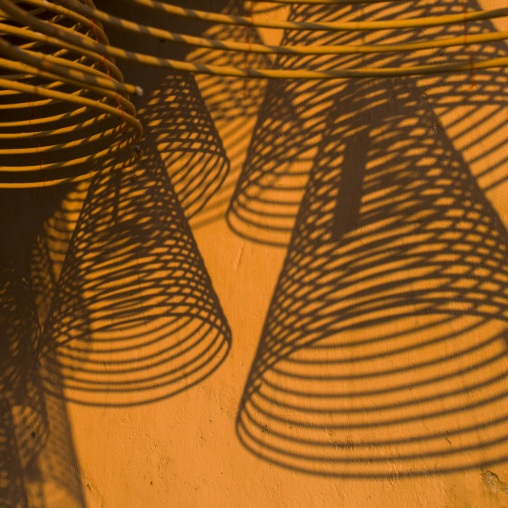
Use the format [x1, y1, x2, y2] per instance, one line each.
[184, 0, 273, 228]
[91, 0, 232, 218]
[0, 0, 141, 187]
[237, 77, 508, 477]
[38, 146, 231, 407]
[136, 71, 230, 219]
[0, 190, 86, 507]
[227, 0, 508, 245]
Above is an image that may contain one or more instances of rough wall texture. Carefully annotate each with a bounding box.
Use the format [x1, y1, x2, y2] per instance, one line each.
[3, 0, 508, 507]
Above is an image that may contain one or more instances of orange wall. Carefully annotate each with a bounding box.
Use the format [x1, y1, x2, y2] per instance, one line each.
[5, 1, 508, 507]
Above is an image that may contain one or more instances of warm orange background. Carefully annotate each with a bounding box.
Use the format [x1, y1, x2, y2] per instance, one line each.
[12, 1, 508, 506]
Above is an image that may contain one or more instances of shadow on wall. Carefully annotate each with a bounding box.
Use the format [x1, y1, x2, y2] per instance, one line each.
[236, 77, 508, 477]
[94, 0, 275, 230]
[2, 1, 236, 499]
[37, 146, 231, 407]
[184, 0, 274, 229]
[93, 0, 232, 219]
[0, 192, 86, 508]
[25, 0, 236, 407]
[136, 71, 230, 218]
[227, 0, 508, 246]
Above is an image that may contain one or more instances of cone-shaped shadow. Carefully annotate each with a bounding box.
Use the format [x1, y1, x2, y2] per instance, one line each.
[237, 77, 508, 477]
[227, 0, 508, 246]
[136, 71, 230, 219]
[0, 265, 47, 508]
[37, 145, 231, 407]
[0, 190, 86, 507]
[185, 0, 273, 229]
[93, 0, 231, 220]
[226, 76, 321, 246]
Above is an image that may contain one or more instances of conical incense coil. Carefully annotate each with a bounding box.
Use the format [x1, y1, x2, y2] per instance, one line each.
[237, 78, 508, 477]
[38, 148, 231, 406]
[3, 0, 508, 81]
[0, 0, 142, 188]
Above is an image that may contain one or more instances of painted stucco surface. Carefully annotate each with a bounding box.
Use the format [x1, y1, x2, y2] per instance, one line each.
[5, 1, 508, 507]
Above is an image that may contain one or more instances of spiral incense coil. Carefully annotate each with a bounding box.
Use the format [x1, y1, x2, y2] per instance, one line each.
[3, 0, 508, 81]
[0, 0, 142, 188]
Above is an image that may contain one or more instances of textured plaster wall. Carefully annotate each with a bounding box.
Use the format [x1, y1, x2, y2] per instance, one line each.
[8, 1, 508, 507]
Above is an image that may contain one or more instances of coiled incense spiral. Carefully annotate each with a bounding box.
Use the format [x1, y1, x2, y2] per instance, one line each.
[0, 0, 142, 188]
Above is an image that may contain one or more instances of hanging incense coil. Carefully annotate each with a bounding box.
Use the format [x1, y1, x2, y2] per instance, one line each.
[0, 0, 142, 188]
[3, 0, 508, 84]
[237, 78, 508, 477]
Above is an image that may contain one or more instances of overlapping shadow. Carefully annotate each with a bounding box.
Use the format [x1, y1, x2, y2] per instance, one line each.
[37, 143, 231, 407]
[227, 0, 508, 246]
[0, 191, 86, 507]
[30, 182, 91, 328]
[93, 0, 231, 219]
[0, 264, 46, 508]
[21, 1, 236, 408]
[236, 77, 508, 477]
[135, 71, 230, 219]
[3, 1, 237, 502]
[184, 0, 274, 229]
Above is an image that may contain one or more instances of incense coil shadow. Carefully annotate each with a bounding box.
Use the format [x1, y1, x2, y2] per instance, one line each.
[0, 197, 86, 507]
[236, 77, 508, 477]
[37, 146, 231, 407]
[29, 386, 87, 508]
[94, 0, 231, 220]
[227, 0, 508, 246]
[30, 182, 91, 329]
[226, 77, 317, 246]
[0, 265, 47, 508]
[135, 71, 230, 219]
[0, 396, 27, 508]
[185, 0, 273, 229]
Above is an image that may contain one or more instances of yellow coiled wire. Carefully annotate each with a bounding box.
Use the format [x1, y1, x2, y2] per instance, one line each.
[2, 0, 508, 187]
[0, 0, 142, 188]
[3, 0, 508, 82]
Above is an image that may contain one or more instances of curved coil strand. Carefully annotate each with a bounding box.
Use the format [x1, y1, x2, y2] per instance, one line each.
[0, 1, 142, 188]
[4, 0, 508, 81]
